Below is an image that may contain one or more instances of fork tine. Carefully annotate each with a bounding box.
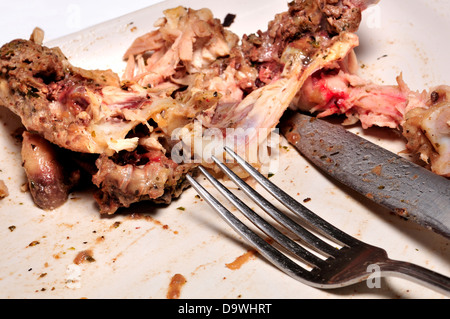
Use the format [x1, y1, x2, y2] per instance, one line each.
[198, 166, 325, 268]
[223, 146, 359, 246]
[209, 157, 339, 258]
[186, 174, 313, 281]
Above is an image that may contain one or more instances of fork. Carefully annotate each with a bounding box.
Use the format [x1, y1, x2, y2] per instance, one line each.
[186, 146, 450, 296]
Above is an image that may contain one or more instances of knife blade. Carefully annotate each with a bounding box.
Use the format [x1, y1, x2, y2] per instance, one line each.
[279, 111, 450, 239]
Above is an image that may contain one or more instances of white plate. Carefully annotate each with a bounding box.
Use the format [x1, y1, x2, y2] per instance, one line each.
[0, 0, 449, 299]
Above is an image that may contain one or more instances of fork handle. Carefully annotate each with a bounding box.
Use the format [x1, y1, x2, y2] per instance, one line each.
[379, 259, 450, 296]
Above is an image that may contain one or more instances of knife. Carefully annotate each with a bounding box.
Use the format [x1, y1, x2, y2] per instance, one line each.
[279, 111, 450, 239]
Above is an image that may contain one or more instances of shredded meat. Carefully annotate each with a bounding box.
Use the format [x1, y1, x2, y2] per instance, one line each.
[0, 0, 383, 213]
[402, 86, 450, 177]
[123, 1, 369, 150]
[0, 0, 447, 215]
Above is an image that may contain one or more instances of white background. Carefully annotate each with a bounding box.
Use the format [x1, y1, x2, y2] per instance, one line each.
[0, 0, 164, 44]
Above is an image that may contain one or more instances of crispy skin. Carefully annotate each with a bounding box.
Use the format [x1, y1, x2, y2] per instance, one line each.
[0, 39, 156, 155]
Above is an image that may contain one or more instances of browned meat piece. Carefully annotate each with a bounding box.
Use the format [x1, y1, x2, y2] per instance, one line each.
[0, 39, 159, 156]
[240, 0, 375, 86]
[0, 36, 208, 213]
[402, 86, 450, 177]
[21, 131, 81, 210]
[92, 147, 194, 214]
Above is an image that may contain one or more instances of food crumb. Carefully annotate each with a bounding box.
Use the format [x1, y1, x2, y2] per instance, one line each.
[226, 249, 257, 270]
[28, 240, 40, 247]
[20, 182, 29, 192]
[0, 180, 9, 199]
[167, 274, 187, 299]
[112, 221, 121, 229]
[73, 250, 95, 264]
[371, 164, 382, 176]
[96, 236, 105, 243]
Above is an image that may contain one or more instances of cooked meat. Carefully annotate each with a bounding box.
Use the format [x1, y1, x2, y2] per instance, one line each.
[0, 35, 215, 213]
[290, 58, 450, 176]
[0, 1, 382, 213]
[292, 70, 426, 129]
[241, 0, 361, 63]
[240, 0, 376, 86]
[123, 1, 371, 155]
[123, 6, 240, 86]
[2, 0, 446, 215]
[402, 86, 450, 177]
[0, 38, 162, 156]
[92, 148, 194, 213]
[21, 131, 81, 210]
